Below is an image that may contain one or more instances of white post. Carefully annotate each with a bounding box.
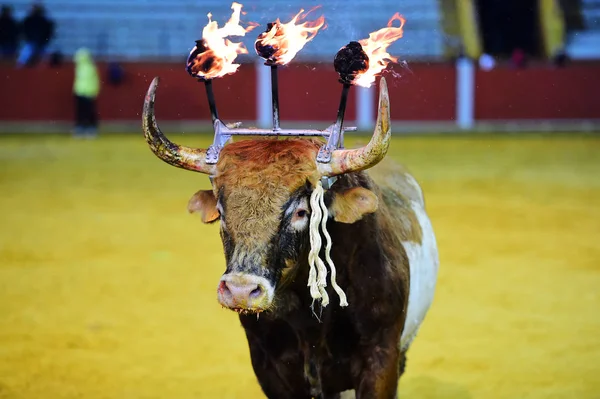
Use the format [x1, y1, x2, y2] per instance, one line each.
[356, 85, 375, 131]
[456, 57, 475, 130]
[256, 59, 271, 128]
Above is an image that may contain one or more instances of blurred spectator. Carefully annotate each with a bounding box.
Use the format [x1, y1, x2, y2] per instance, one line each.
[73, 48, 100, 138]
[510, 48, 527, 69]
[17, 3, 55, 67]
[0, 5, 19, 60]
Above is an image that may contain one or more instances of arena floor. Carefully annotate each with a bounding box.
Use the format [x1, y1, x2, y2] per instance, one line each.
[0, 133, 598, 398]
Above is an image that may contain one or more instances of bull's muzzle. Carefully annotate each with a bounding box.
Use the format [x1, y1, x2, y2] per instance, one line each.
[217, 273, 274, 313]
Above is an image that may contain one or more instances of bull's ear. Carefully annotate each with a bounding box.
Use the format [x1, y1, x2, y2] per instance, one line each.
[329, 187, 378, 224]
[187, 190, 220, 223]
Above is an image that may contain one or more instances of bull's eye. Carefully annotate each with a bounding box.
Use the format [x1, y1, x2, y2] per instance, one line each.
[288, 198, 310, 231]
[291, 206, 310, 231]
[296, 209, 307, 218]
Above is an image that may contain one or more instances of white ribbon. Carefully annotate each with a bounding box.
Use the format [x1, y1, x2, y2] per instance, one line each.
[307, 180, 349, 308]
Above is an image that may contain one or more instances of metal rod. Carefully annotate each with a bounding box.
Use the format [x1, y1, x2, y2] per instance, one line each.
[270, 65, 280, 131]
[336, 83, 351, 128]
[214, 125, 357, 136]
[203, 79, 219, 124]
[335, 83, 351, 147]
[221, 128, 355, 136]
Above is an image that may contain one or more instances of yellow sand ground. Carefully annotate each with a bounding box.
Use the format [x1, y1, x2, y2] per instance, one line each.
[0, 133, 598, 399]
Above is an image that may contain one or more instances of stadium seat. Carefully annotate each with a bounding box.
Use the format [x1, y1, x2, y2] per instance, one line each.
[8, 0, 445, 60]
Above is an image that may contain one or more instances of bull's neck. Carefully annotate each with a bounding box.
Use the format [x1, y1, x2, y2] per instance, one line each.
[284, 213, 385, 316]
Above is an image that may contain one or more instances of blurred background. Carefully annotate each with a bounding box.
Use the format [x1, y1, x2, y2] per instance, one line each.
[0, 1, 599, 398]
[0, 0, 598, 132]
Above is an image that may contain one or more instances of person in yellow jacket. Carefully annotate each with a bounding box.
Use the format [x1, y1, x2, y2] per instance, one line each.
[73, 47, 100, 137]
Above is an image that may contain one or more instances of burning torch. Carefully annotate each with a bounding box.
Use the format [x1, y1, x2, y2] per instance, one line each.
[325, 12, 406, 151]
[185, 2, 258, 125]
[186, 39, 220, 124]
[254, 7, 326, 132]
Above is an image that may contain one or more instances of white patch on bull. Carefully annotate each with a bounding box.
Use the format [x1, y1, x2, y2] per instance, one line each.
[290, 198, 310, 231]
[216, 201, 226, 228]
[399, 197, 439, 352]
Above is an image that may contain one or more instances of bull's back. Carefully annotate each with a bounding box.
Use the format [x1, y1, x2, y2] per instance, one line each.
[369, 160, 440, 351]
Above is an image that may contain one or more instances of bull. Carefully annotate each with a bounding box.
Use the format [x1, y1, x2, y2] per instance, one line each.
[142, 76, 439, 399]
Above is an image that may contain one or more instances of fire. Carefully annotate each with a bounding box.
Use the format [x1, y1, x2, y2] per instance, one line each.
[187, 2, 258, 80]
[354, 13, 405, 88]
[255, 7, 326, 65]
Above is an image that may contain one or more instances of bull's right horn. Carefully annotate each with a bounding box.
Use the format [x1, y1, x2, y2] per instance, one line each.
[143, 77, 215, 175]
[318, 77, 391, 177]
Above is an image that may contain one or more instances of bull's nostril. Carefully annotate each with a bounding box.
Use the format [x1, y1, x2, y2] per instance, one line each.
[249, 286, 263, 299]
[219, 281, 231, 296]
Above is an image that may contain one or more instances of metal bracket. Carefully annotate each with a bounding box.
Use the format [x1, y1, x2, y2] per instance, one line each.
[315, 119, 346, 164]
[206, 120, 233, 164]
[205, 119, 356, 166]
[320, 176, 338, 190]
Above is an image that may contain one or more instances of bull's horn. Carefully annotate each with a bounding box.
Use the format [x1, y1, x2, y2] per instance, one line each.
[143, 77, 215, 175]
[318, 77, 391, 177]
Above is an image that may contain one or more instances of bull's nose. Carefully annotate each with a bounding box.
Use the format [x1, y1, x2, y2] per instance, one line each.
[217, 274, 273, 312]
[221, 280, 263, 300]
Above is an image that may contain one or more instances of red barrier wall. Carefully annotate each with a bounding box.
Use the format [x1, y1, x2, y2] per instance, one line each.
[1, 61, 600, 123]
[378, 63, 456, 121]
[277, 63, 356, 122]
[475, 62, 600, 120]
[0, 63, 256, 122]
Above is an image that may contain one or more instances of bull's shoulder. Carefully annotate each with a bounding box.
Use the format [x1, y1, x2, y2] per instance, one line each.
[369, 160, 425, 207]
[368, 160, 425, 244]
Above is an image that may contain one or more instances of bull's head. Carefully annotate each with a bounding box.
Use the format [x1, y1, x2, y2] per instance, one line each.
[142, 77, 391, 314]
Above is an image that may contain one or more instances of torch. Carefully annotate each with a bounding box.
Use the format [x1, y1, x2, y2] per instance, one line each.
[255, 23, 281, 131]
[254, 8, 326, 132]
[184, 2, 258, 126]
[186, 39, 220, 124]
[332, 41, 369, 147]
[330, 13, 406, 148]
[315, 13, 405, 163]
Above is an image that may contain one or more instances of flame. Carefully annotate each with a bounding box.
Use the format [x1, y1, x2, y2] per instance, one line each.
[354, 13, 405, 88]
[255, 7, 326, 65]
[187, 2, 258, 80]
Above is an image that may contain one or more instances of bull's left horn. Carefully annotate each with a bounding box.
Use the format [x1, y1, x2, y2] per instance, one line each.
[318, 77, 391, 177]
[143, 77, 215, 175]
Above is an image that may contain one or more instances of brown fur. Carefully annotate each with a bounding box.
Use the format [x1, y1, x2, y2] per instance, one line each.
[330, 187, 379, 224]
[212, 139, 322, 248]
[214, 138, 322, 187]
